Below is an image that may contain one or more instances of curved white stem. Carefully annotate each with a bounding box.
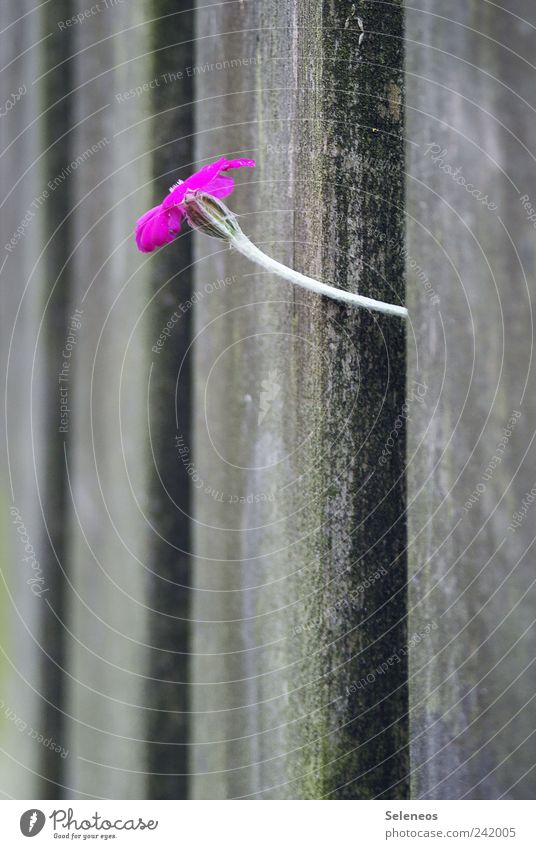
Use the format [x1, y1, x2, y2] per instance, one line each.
[230, 233, 408, 319]
[185, 194, 407, 318]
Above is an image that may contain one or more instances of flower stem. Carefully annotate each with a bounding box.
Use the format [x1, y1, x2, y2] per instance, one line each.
[186, 194, 407, 318]
[230, 233, 408, 319]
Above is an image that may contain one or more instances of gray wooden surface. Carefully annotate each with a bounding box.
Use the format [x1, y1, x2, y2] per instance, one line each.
[0, 0, 46, 800]
[61, 0, 152, 799]
[0, 0, 195, 800]
[407, 0, 536, 799]
[191, 0, 407, 799]
[1, 0, 535, 803]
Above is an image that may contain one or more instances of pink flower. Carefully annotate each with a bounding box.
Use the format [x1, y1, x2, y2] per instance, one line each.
[135, 157, 255, 252]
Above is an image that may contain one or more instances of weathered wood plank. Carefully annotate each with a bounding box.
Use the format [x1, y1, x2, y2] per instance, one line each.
[191, 0, 408, 799]
[407, 0, 536, 799]
[143, 0, 194, 801]
[0, 0, 52, 800]
[63, 0, 153, 799]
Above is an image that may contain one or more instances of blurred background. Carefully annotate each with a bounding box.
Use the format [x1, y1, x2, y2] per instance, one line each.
[1, 0, 536, 801]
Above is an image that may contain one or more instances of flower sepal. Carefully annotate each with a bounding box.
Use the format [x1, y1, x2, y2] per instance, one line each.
[184, 192, 243, 241]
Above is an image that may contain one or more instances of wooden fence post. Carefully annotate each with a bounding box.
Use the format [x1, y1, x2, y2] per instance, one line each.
[61, 0, 197, 800]
[407, 0, 536, 798]
[0, 0, 48, 800]
[8, 0, 533, 803]
[61, 0, 153, 799]
[143, 0, 194, 801]
[190, 0, 408, 799]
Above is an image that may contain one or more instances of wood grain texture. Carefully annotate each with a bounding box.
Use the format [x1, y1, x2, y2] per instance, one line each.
[0, 0, 47, 801]
[190, 0, 408, 799]
[63, 0, 152, 799]
[407, 0, 536, 799]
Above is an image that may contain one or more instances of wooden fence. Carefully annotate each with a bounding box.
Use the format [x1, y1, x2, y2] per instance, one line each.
[0, 0, 534, 800]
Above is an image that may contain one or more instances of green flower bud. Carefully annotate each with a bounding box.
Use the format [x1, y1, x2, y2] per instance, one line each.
[184, 192, 242, 240]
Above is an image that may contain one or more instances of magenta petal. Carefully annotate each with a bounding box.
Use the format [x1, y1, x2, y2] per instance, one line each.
[164, 160, 226, 208]
[135, 158, 255, 252]
[204, 174, 235, 199]
[179, 159, 226, 194]
[135, 209, 162, 252]
[136, 203, 162, 230]
[163, 182, 188, 209]
[219, 158, 256, 171]
[203, 159, 255, 198]
[165, 157, 255, 205]
[166, 205, 184, 233]
[136, 205, 184, 252]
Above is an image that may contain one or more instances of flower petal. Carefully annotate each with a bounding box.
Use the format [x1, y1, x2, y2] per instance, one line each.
[203, 174, 235, 199]
[164, 158, 255, 208]
[136, 158, 255, 252]
[136, 204, 185, 252]
[219, 158, 256, 172]
[136, 203, 161, 230]
[165, 160, 224, 208]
